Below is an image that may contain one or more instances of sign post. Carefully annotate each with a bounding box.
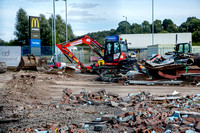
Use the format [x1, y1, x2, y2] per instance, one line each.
[29, 16, 41, 56]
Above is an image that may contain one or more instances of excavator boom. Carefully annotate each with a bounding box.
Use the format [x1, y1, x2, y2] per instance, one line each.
[56, 35, 104, 70]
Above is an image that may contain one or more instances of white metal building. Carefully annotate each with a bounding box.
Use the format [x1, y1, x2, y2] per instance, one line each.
[119, 33, 192, 49]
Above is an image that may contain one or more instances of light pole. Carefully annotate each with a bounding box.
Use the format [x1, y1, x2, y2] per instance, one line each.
[123, 16, 127, 34]
[65, 0, 68, 43]
[152, 0, 154, 45]
[46, 12, 54, 55]
[55, 0, 68, 43]
[55, 0, 68, 62]
[53, 0, 57, 61]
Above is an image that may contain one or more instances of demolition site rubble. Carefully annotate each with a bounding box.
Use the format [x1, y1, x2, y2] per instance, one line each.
[1, 72, 200, 133]
[96, 52, 200, 86]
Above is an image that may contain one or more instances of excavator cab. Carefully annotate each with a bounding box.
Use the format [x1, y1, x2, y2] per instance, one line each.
[104, 35, 128, 63]
[174, 43, 191, 53]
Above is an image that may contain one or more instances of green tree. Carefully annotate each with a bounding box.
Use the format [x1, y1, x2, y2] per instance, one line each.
[187, 17, 200, 32]
[179, 22, 187, 32]
[162, 19, 177, 32]
[162, 19, 173, 30]
[110, 29, 116, 35]
[39, 14, 51, 46]
[56, 15, 66, 43]
[131, 23, 143, 33]
[67, 24, 75, 41]
[0, 39, 7, 46]
[88, 30, 109, 46]
[55, 14, 75, 43]
[153, 19, 163, 33]
[142, 21, 151, 33]
[14, 8, 29, 46]
[179, 17, 200, 32]
[192, 31, 200, 43]
[179, 17, 200, 44]
[116, 21, 131, 34]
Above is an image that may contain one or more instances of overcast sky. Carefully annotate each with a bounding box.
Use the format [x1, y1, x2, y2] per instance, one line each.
[0, 0, 200, 42]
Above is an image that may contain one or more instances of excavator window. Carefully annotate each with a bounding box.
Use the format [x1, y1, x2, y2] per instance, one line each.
[114, 42, 120, 54]
[106, 43, 112, 55]
[120, 43, 128, 52]
[178, 44, 183, 53]
[184, 43, 190, 53]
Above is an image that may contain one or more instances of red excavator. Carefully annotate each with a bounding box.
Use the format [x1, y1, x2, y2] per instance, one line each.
[56, 35, 137, 73]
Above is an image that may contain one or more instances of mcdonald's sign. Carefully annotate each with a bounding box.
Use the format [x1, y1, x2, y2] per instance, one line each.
[29, 16, 41, 55]
[31, 18, 39, 28]
[29, 16, 40, 39]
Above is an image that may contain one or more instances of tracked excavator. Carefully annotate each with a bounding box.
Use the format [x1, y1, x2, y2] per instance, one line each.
[56, 35, 137, 74]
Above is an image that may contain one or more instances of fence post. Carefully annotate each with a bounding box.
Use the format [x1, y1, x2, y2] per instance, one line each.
[79, 48, 81, 62]
[82, 48, 84, 62]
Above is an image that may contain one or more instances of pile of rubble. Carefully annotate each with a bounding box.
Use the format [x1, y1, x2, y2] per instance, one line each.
[2, 72, 53, 102]
[1, 82, 200, 132]
[96, 53, 200, 86]
[142, 53, 200, 80]
[32, 88, 200, 133]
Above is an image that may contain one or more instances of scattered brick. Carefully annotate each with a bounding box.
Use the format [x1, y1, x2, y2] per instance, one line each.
[125, 112, 134, 117]
[77, 129, 85, 133]
[11, 89, 200, 133]
[185, 117, 196, 123]
[112, 124, 119, 129]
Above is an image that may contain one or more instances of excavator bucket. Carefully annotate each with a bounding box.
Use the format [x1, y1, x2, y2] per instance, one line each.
[62, 66, 75, 75]
[17, 54, 40, 70]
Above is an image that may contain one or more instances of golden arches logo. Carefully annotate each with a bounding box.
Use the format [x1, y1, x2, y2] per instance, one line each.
[31, 18, 39, 28]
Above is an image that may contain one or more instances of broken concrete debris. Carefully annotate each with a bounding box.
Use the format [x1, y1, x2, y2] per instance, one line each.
[143, 53, 200, 80]
[95, 52, 200, 85]
[1, 76, 200, 133]
[18, 88, 199, 133]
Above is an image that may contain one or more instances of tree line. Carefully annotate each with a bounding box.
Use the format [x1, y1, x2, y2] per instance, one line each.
[0, 8, 200, 46]
[88, 17, 200, 46]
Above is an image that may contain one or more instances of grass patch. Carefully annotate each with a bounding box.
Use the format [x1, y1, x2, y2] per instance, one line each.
[192, 42, 200, 46]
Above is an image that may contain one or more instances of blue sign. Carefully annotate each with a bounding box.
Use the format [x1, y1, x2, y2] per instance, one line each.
[105, 35, 118, 42]
[30, 39, 41, 47]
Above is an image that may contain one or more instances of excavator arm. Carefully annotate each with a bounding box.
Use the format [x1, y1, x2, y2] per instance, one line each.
[56, 35, 104, 70]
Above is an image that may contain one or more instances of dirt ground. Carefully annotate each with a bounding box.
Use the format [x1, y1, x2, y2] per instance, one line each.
[1, 70, 199, 100]
[0, 70, 199, 132]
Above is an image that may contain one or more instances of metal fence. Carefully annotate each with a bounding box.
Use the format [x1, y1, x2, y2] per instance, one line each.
[21, 46, 96, 63]
[21, 46, 200, 63]
[22, 46, 53, 56]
